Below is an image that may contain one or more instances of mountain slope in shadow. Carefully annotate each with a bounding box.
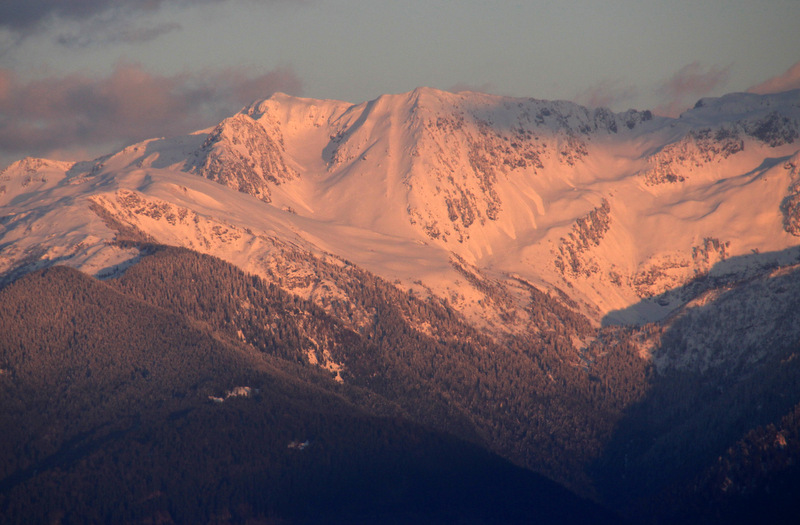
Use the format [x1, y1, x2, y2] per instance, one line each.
[0, 262, 623, 524]
[594, 247, 800, 523]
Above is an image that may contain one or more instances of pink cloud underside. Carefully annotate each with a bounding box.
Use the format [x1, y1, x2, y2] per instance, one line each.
[654, 62, 730, 117]
[0, 62, 303, 163]
[748, 60, 800, 95]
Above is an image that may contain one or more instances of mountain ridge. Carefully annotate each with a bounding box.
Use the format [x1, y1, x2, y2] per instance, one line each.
[2, 87, 799, 332]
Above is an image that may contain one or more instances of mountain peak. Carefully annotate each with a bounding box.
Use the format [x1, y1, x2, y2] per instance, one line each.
[1, 156, 74, 175]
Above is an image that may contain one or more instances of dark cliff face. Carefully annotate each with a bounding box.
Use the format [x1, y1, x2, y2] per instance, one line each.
[743, 111, 799, 147]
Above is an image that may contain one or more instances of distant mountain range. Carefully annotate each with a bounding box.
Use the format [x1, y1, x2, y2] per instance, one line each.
[2, 87, 800, 523]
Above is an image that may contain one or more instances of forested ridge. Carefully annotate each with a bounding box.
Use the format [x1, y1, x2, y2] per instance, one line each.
[652, 401, 800, 525]
[108, 245, 651, 491]
[0, 261, 622, 524]
[2, 243, 800, 523]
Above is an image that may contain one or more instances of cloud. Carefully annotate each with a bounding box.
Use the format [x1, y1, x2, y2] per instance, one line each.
[0, 0, 303, 31]
[0, 1, 172, 32]
[0, 1, 179, 53]
[56, 21, 183, 48]
[0, 62, 303, 166]
[748, 60, 800, 95]
[0, 1, 303, 48]
[572, 80, 639, 110]
[653, 62, 730, 117]
[0, 1, 150, 31]
[447, 82, 496, 95]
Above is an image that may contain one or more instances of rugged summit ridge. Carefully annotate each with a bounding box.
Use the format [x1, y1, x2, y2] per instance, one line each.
[2, 87, 800, 329]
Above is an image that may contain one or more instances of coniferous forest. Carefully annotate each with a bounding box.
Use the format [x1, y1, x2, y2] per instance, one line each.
[2, 244, 800, 524]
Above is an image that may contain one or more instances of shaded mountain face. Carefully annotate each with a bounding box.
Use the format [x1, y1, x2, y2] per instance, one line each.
[2, 87, 800, 523]
[0, 261, 623, 525]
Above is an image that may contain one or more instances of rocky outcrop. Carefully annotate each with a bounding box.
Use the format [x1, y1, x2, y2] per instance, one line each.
[554, 199, 611, 278]
[641, 127, 745, 185]
[185, 114, 297, 203]
[781, 160, 800, 235]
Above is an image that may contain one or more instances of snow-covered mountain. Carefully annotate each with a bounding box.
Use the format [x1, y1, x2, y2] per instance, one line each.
[2, 87, 800, 333]
[4, 87, 800, 524]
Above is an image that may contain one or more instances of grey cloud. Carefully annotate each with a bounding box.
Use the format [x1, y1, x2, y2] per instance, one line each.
[572, 80, 639, 111]
[0, 0, 151, 31]
[56, 21, 182, 47]
[0, 62, 303, 166]
[0, 0, 303, 32]
[1, 1, 309, 52]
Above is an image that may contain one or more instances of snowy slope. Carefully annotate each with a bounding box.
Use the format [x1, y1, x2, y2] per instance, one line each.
[2, 87, 800, 332]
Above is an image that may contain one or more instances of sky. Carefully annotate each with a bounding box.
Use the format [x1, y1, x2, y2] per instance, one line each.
[1, 0, 799, 169]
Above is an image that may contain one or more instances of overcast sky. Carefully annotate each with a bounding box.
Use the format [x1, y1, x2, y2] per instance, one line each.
[1, 0, 799, 168]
